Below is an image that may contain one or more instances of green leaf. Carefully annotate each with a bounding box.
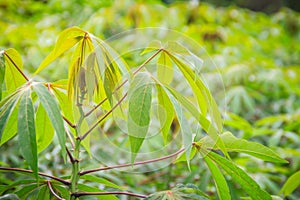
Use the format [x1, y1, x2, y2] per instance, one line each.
[280, 170, 300, 196]
[52, 185, 70, 199]
[175, 146, 197, 163]
[81, 175, 123, 190]
[0, 52, 5, 100]
[206, 150, 272, 200]
[37, 185, 50, 200]
[35, 26, 85, 74]
[0, 194, 20, 200]
[128, 73, 152, 162]
[3, 49, 26, 95]
[18, 89, 38, 178]
[156, 85, 174, 144]
[202, 154, 231, 200]
[165, 87, 193, 168]
[168, 50, 222, 130]
[199, 132, 288, 163]
[15, 184, 38, 199]
[0, 93, 19, 143]
[36, 104, 54, 153]
[77, 184, 118, 200]
[157, 52, 173, 84]
[140, 40, 161, 55]
[32, 83, 66, 160]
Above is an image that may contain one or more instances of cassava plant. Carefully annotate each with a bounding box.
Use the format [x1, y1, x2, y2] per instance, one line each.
[0, 27, 287, 200]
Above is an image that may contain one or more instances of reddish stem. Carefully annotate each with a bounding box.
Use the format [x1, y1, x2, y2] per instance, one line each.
[47, 181, 64, 200]
[0, 167, 70, 185]
[80, 148, 184, 175]
[72, 191, 147, 198]
[4, 52, 29, 81]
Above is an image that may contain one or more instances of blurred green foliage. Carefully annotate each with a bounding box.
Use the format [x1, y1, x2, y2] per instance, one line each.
[0, 0, 299, 199]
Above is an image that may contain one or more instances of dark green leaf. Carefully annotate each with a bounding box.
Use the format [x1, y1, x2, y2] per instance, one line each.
[32, 83, 66, 160]
[15, 184, 38, 199]
[81, 175, 122, 190]
[206, 150, 272, 200]
[18, 89, 38, 178]
[199, 132, 288, 163]
[202, 154, 231, 200]
[37, 185, 50, 200]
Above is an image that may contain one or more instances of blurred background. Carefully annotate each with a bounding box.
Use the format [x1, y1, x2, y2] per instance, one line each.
[0, 0, 299, 199]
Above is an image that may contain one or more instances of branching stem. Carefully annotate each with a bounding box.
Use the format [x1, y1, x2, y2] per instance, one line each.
[0, 167, 70, 185]
[79, 92, 128, 141]
[47, 181, 65, 200]
[84, 48, 163, 118]
[80, 148, 184, 175]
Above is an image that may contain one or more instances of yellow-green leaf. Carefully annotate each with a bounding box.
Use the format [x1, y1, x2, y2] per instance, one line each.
[157, 52, 173, 84]
[156, 84, 174, 144]
[280, 170, 300, 196]
[36, 105, 54, 153]
[35, 26, 85, 74]
[128, 73, 152, 162]
[3, 48, 26, 95]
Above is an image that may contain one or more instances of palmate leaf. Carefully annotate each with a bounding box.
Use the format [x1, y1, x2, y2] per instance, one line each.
[32, 83, 66, 160]
[18, 89, 38, 179]
[205, 150, 272, 200]
[199, 131, 287, 163]
[34, 26, 85, 75]
[128, 73, 152, 162]
[280, 170, 300, 196]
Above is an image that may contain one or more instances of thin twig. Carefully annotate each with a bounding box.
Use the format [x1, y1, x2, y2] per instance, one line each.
[0, 167, 70, 185]
[79, 92, 128, 141]
[47, 181, 65, 200]
[63, 116, 76, 128]
[4, 52, 29, 82]
[84, 48, 163, 118]
[80, 148, 184, 175]
[72, 191, 147, 198]
[66, 147, 76, 164]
